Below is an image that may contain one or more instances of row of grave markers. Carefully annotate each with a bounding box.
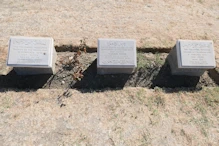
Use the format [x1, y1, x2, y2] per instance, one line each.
[7, 36, 216, 76]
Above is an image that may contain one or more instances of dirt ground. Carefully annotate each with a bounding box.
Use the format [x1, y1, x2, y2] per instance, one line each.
[0, 0, 219, 48]
[1, 0, 219, 146]
[0, 52, 217, 89]
[0, 88, 219, 146]
[0, 52, 219, 146]
[0, 0, 219, 64]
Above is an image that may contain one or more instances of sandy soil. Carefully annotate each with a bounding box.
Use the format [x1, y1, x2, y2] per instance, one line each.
[0, 0, 219, 60]
[0, 87, 219, 146]
[1, 1, 219, 146]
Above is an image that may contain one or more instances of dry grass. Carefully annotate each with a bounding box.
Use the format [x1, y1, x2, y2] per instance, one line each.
[0, 87, 218, 145]
[0, 0, 218, 51]
[0, 0, 219, 145]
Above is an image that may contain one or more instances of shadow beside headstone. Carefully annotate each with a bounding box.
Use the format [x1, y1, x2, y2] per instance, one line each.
[151, 58, 200, 88]
[0, 69, 52, 91]
[208, 69, 219, 85]
[72, 59, 131, 91]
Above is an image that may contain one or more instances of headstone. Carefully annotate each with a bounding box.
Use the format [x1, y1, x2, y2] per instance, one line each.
[97, 38, 137, 74]
[168, 40, 216, 76]
[7, 36, 57, 75]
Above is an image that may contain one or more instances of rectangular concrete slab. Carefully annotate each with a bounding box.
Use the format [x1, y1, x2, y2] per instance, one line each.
[97, 38, 137, 74]
[168, 46, 205, 76]
[177, 40, 216, 68]
[7, 36, 57, 75]
[168, 40, 216, 76]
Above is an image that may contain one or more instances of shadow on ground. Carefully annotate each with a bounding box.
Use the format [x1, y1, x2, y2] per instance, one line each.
[72, 56, 215, 93]
[72, 59, 131, 90]
[208, 69, 219, 85]
[0, 69, 51, 91]
[150, 60, 200, 88]
[0, 52, 217, 92]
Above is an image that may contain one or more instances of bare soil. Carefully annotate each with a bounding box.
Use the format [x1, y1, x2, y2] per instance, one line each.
[0, 52, 217, 90]
[0, 0, 219, 65]
[0, 87, 219, 146]
[1, 1, 219, 145]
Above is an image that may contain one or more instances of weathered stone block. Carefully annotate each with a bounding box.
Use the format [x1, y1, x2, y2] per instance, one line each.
[97, 38, 137, 74]
[7, 36, 57, 75]
[168, 40, 216, 76]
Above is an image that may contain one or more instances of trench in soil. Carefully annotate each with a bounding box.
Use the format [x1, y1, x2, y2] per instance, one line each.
[0, 49, 218, 91]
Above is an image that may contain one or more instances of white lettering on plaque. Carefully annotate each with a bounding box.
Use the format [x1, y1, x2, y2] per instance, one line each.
[8, 37, 52, 66]
[179, 40, 215, 67]
[98, 39, 136, 66]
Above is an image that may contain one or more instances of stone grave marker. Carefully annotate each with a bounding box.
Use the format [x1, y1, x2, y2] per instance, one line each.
[168, 40, 216, 76]
[7, 36, 57, 75]
[97, 38, 137, 74]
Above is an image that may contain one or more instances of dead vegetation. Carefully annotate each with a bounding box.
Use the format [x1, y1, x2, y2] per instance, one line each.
[0, 0, 219, 145]
[59, 38, 88, 81]
[1, 87, 218, 145]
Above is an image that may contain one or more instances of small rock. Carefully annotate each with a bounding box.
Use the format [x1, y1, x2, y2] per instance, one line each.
[61, 81, 65, 85]
[69, 56, 73, 61]
[34, 101, 39, 104]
